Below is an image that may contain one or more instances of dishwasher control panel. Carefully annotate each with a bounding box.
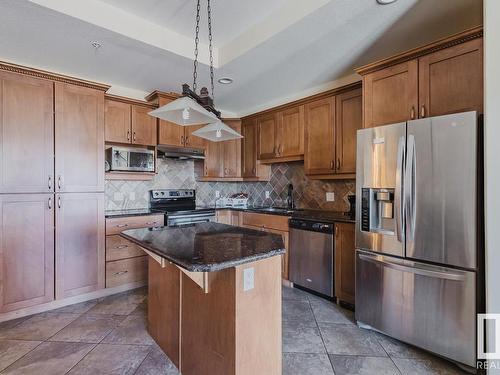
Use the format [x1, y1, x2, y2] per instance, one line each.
[289, 219, 334, 234]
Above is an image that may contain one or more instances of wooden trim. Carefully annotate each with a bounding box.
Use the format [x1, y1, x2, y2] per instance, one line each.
[259, 155, 304, 164]
[196, 176, 269, 182]
[0, 282, 146, 323]
[143, 248, 167, 268]
[105, 172, 156, 181]
[105, 94, 156, 108]
[356, 25, 483, 75]
[242, 82, 361, 121]
[177, 267, 210, 294]
[145, 90, 180, 103]
[0, 60, 110, 91]
[306, 173, 356, 180]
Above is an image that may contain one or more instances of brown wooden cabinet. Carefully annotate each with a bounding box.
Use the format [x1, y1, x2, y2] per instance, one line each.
[55, 83, 104, 193]
[222, 120, 242, 178]
[55, 192, 105, 299]
[131, 104, 157, 146]
[257, 113, 278, 160]
[242, 119, 258, 178]
[0, 71, 54, 194]
[276, 105, 305, 158]
[335, 88, 362, 174]
[185, 125, 206, 149]
[359, 27, 483, 128]
[203, 139, 222, 178]
[304, 97, 336, 175]
[334, 222, 355, 305]
[0, 194, 55, 313]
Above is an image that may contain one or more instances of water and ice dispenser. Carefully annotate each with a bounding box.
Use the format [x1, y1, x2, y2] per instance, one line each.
[360, 188, 395, 234]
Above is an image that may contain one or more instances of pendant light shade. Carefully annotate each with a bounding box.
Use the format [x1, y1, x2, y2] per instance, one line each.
[191, 121, 243, 142]
[148, 96, 218, 126]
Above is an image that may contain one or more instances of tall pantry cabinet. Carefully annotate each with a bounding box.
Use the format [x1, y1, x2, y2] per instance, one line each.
[0, 68, 106, 313]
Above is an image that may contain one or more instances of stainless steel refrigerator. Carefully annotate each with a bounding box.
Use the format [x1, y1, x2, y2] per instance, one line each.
[355, 111, 481, 368]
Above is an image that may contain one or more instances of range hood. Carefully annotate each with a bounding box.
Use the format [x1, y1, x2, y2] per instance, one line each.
[157, 145, 205, 160]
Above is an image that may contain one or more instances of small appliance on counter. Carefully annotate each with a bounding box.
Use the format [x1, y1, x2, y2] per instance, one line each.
[105, 146, 155, 172]
[347, 194, 356, 220]
[219, 193, 249, 208]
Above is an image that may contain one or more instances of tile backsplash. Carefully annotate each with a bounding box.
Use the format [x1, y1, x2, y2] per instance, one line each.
[105, 159, 355, 212]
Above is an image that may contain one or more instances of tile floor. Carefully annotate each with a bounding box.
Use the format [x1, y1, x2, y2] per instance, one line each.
[0, 286, 467, 374]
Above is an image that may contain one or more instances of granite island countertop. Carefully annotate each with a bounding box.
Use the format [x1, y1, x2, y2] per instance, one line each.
[121, 222, 286, 272]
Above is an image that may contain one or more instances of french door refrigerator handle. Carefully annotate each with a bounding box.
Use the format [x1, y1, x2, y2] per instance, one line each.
[358, 253, 467, 281]
[405, 134, 416, 241]
[395, 136, 405, 242]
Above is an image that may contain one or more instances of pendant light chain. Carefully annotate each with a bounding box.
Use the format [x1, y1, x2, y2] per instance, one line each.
[193, 0, 201, 92]
[207, 0, 215, 100]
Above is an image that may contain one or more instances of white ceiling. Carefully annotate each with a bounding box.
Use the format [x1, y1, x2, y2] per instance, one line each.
[0, 0, 483, 116]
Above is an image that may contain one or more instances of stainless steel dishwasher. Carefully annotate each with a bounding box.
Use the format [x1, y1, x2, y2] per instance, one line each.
[289, 218, 334, 297]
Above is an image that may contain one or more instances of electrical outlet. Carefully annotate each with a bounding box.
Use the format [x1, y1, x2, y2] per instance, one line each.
[215, 190, 220, 198]
[326, 192, 335, 202]
[113, 192, 124, 201]
[265, 191, 270, 199]
[243, 267, 255, 291]
[129, 192, 135, 201]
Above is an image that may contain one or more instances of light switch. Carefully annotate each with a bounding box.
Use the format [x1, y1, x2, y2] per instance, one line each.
[265, 191, 270, 199]
[215, 190, 220, 198]
[326, 192, 335, 202]
[243, 267, 255, 291]
[129, 192, 135, 201]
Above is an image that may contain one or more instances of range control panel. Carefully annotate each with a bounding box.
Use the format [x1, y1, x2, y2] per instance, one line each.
[151, 189, 195, 199]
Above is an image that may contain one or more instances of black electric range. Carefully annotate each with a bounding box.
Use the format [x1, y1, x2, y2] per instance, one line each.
[150, 189, 215, 227]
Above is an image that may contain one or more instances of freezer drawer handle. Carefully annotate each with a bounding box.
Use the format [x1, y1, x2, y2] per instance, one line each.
[358, 254, 467, 281]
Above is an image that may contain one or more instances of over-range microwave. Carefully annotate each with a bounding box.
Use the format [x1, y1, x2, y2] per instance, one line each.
[105, 146, 155, 172]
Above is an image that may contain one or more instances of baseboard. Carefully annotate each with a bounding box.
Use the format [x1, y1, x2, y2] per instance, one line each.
[0, 281, 147, 323]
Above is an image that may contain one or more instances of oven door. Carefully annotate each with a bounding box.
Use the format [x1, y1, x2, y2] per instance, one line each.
[167, 212, 215, 227]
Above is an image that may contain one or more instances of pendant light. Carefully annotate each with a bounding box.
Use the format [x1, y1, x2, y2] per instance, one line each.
[149, 0, 242, 142]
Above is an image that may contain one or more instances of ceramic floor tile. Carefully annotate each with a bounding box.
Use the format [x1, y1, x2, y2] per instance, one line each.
[130, 300, 148, 316]
[309, 298, 355, 325]
[67, 343, 151, 375]
[48, 314, 125, 343]
[282, 286, 310, 302]
[0, 317, 30, 331]
[0, 340, 41, 371]
[283, 353, 334, 375]
[392, 357, 469, 375]
[318, 323, 387, 357]
[375, 332, 434, 359]
[329, 355, 401, 375]
[0, 313, 79, 341]
[51, 300, 99, 315]
[134, 345, 179, 375]
[282, 300, 315, 324]
[1, 341, 94, 375]
[101, 315, 155, 345]
[283, 321, 325, 354]
[86, 290, 146, 315]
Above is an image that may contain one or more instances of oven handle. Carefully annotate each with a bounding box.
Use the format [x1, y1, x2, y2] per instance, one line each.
[167, 212, 215, 220]
[170, 218, 213, 227]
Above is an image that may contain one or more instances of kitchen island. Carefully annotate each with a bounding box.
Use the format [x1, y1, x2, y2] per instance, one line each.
[121, 222, 285, 375]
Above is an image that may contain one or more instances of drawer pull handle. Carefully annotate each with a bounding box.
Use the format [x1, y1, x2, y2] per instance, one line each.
[146, 221, 158, 225]
[116, 224, 129, 228]
[114, 245, 129, 250]
[114, 270, 129, 276]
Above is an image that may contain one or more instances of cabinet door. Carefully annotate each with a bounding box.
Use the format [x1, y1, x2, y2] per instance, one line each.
[304, 97, 336, 175]
[0, 194, 54, 312]
[204, 141, 222, 177]
[104, 100, 131, 144]
[222, 120, 242, 178]
[363, 60, 418, 128]
[157, 98, 184, 147]
[55, 83, 104, 193]
[335, 88, 362, 174]
[419, 38, 483, 118]
[0, 71, 54, 194]
[257, 113, 277, 159]
[242, 120, 257, 178]
[276, 105, 304, 158]
[132, 105, 157, 146]
[335, 222, 355, 305]
[56, 192, 105, 299]
[184, 125, 206, 150]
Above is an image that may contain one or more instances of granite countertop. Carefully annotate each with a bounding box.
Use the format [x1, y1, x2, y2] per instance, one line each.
[105, 208, 165, 218]
[121, 222, 286, 272]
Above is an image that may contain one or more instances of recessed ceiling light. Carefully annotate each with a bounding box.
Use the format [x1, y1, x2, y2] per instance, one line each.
[376, 0, 397, 4]
[218, 77, 233, 84]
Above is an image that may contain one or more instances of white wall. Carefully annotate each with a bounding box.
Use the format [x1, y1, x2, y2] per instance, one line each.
[484, 0, 500, 373]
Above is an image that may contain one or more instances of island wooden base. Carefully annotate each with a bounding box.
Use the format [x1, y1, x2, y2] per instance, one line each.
[148, 256, 282, 375]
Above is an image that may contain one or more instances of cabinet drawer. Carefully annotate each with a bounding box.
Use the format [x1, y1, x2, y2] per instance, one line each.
[106, 235, 145, 261]
[241, 212, 289, 232]
[106, 256, 148, 288]
[105, 214, 164, 235]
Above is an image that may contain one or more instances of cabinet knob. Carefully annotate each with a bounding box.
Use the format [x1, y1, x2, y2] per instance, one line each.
[253, 167, 256, 175]
[410, 106, 416, 120]
[113, 270, 129, 276]
[114, 245, 129, 250]
[57, 175, 62, 190]
[420, 105, 426, 118]
[48, 176, 52, 190]
[116, 224, 129, 228]
[336, 158, 341, 170]
[57, 196, 61, 209]
[146, 221, 158, 226]
[181, 135, 185, 145]
[330, 160, 334, 170]
[48, 197, 52, 210]
[185, 137, 189, 145]
[127, 130, 131, 141]
[133, 131, 136, 142]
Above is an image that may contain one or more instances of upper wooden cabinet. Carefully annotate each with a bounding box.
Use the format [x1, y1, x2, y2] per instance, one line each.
[418, 38, 483, 118]
[257, 113, 278, 160]
[242, 119, 258, 178]
[358, 27, 483, 128]
[55, 83, 104, 193]
[105, 97, 156, 146]
[184, 125, 206, 150]
[56, 192, 105, 299]
[0, 194, 55, 313]
[334, 222, 355, 305]
[203, 139, 222, 178]
[362, 60, 418, 128]
[0, 71, 54, 194]
[335, 88, 362, 174]
[304, 97, 336, 175]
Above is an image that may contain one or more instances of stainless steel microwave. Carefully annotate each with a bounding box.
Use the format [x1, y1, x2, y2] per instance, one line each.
[105, 146, 155, 172]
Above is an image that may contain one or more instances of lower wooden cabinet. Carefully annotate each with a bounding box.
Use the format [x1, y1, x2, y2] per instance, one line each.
[334, 222, 355, 305]
[106, 256, 148, 288]
[55, 193, 105, 299]
[0, 194, 55, 313]
[215, 210, 241, 226]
